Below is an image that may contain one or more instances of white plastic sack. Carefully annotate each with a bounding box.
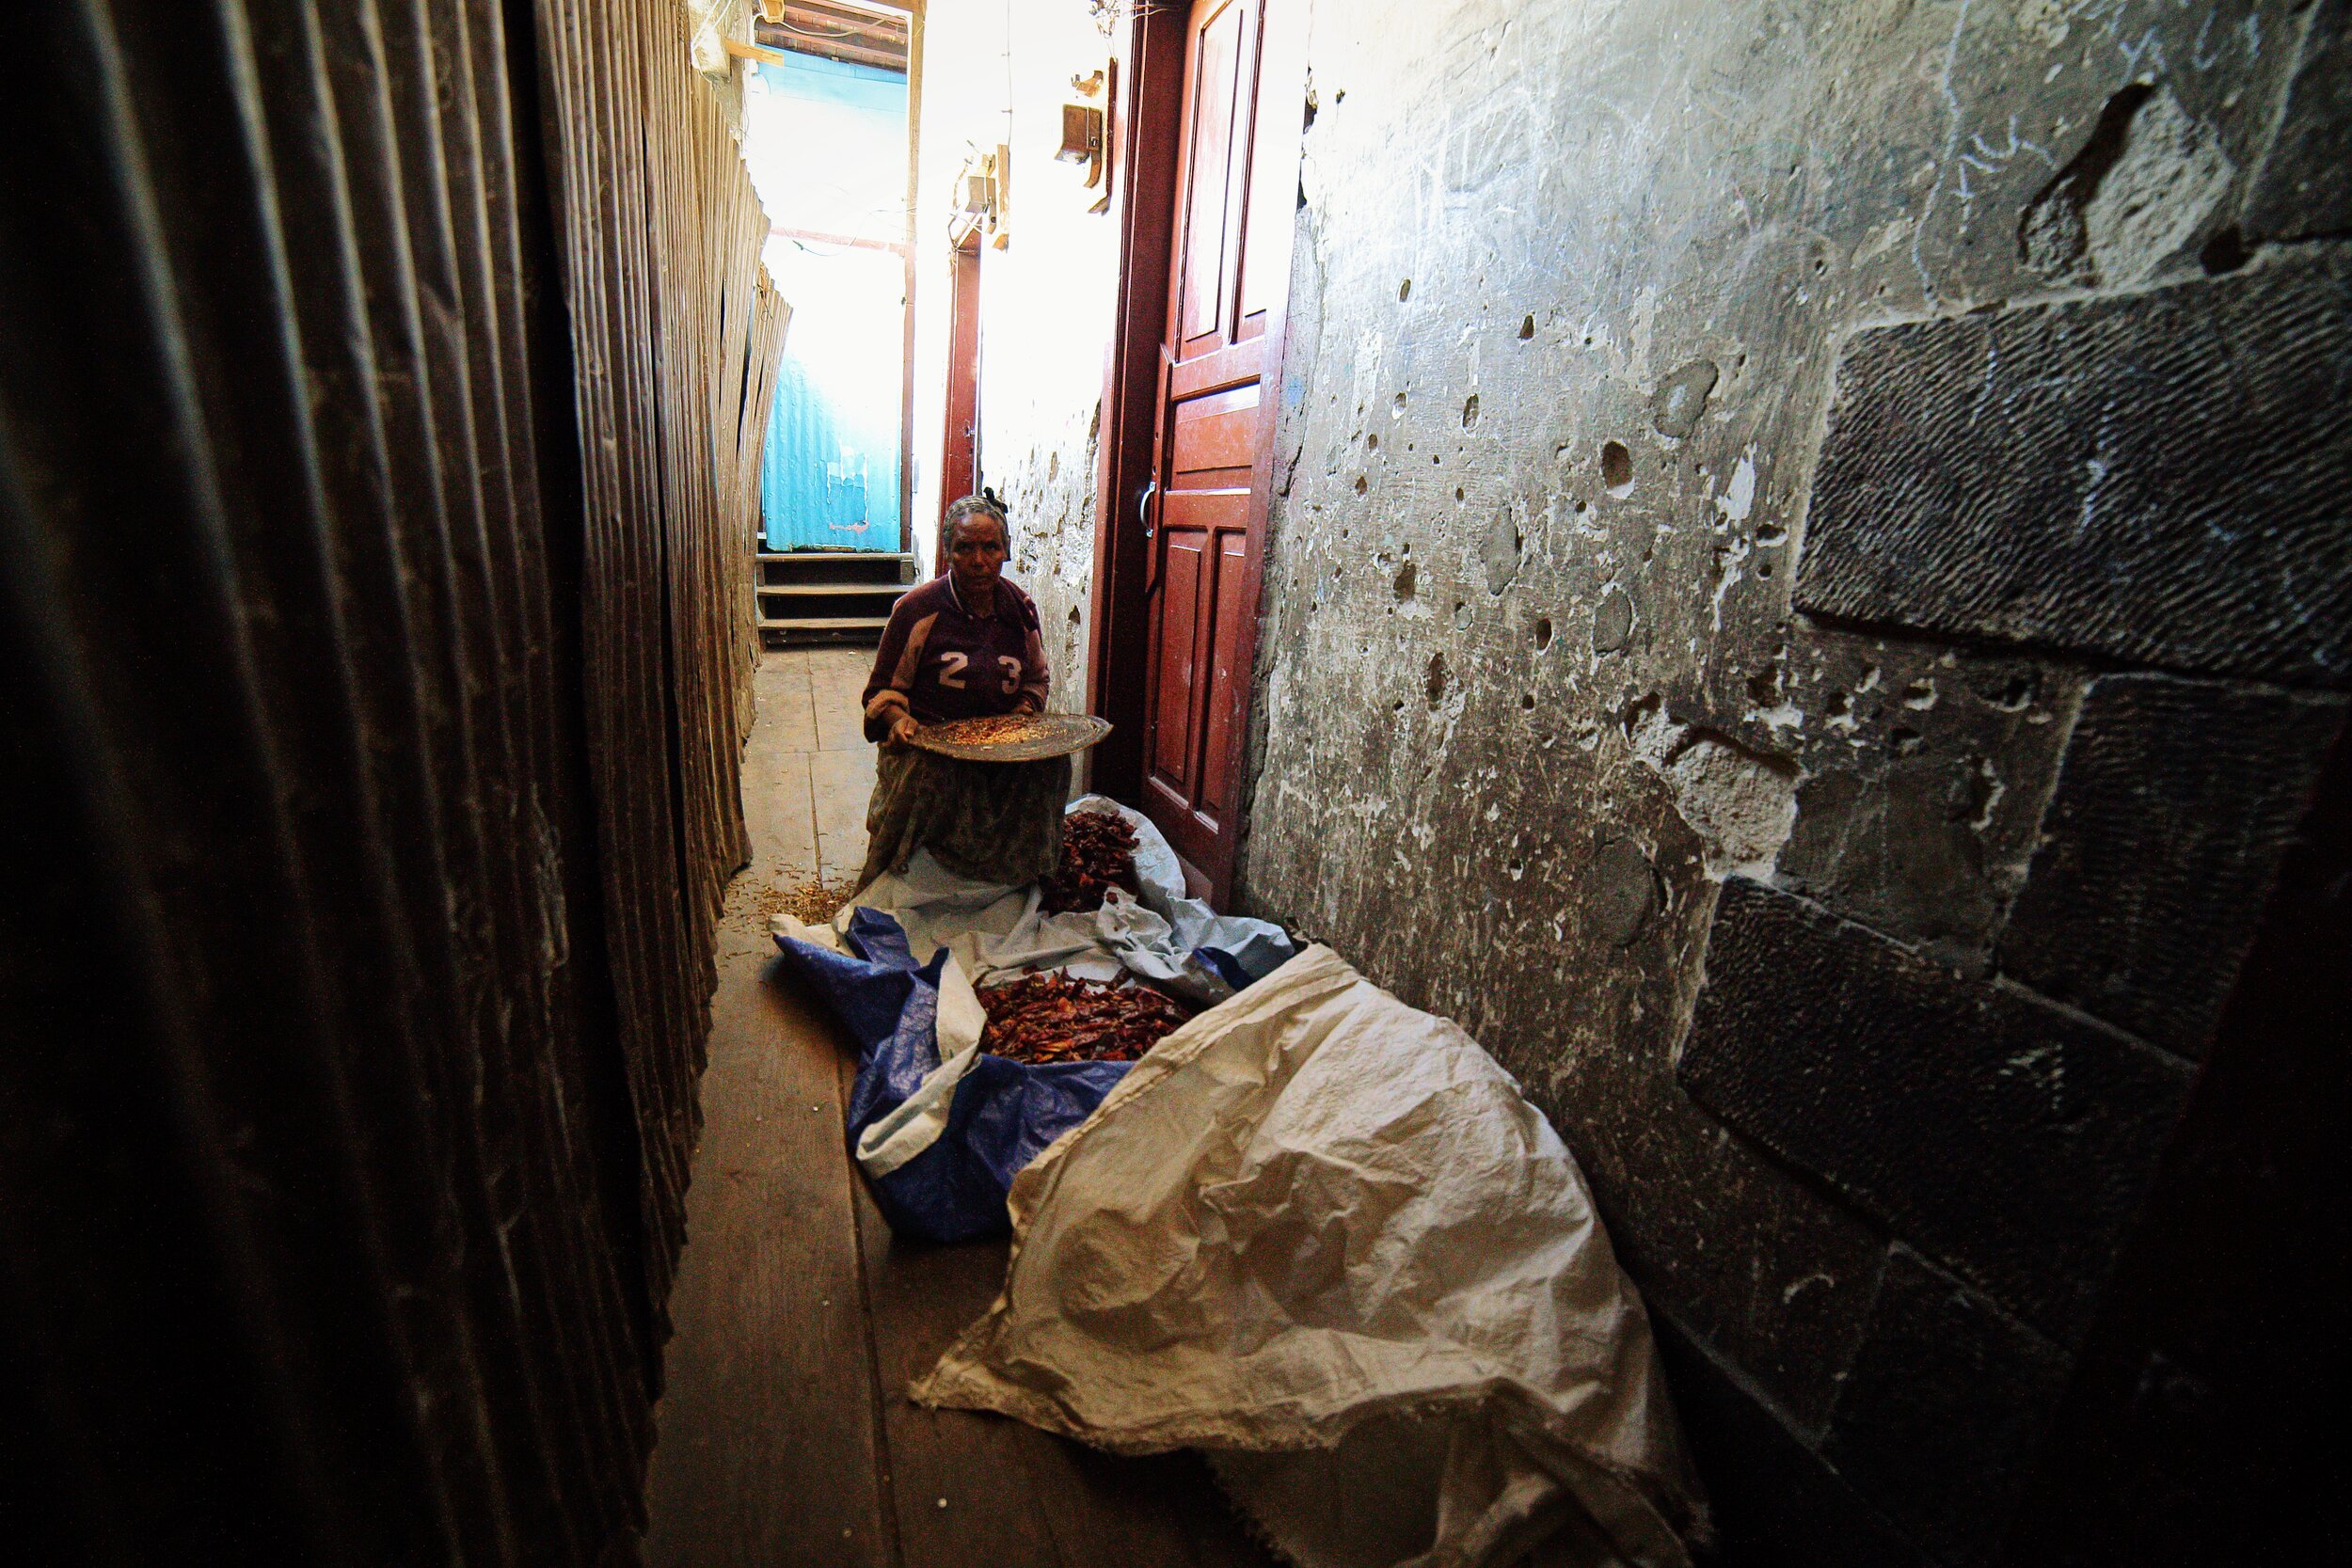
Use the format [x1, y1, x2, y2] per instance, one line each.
[685, 0, 748, 80]
[914, 946, 1706, 1568]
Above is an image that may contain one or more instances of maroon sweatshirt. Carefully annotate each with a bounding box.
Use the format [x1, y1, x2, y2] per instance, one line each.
[862, 573, 1051, 741]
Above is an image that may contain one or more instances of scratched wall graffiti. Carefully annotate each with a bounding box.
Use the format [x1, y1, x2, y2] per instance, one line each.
[1230, 2, 2349, 1560]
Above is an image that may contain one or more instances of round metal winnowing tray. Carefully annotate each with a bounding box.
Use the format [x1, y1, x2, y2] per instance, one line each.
[909, 713, 1113, 762]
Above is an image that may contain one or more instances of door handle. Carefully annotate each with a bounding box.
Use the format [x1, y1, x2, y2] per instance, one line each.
[1138, 477, 1158, 540]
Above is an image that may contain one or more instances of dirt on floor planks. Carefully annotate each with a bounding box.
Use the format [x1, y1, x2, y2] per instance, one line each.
[840, 1043, 1279, 1568]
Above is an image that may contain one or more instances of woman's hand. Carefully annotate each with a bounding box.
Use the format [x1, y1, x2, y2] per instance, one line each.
[886, 711, 919, 750]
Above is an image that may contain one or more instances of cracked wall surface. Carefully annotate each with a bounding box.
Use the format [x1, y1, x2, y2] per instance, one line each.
[1231, 2, 2349, 1560]
[926, 2, 2351, 1560]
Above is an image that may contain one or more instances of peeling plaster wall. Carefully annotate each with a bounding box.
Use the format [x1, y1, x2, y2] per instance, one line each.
[909, 3, 1120, 721]
[1235, 1, 2349, 1560]
[921, 0, 2352, 1560]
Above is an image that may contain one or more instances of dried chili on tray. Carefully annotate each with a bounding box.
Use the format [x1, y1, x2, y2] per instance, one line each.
[977, 971, 1190, 1065]
[925, 712, 1052, 746]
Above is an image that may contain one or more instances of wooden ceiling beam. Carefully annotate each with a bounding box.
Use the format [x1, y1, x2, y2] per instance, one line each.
[777, 0, 909, 23]
[769, 0, 911, 27]
[770, 13, 906, 54]
[751, 28, 906, 74]
[764, 4, 908, 43]
[773, 8, 903, 43]
[753, 3, 910, 74]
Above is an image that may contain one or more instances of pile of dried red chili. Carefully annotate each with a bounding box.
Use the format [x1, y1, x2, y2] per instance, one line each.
[1040, 809, 1142, 914]
[977, 971, 1190, 1065]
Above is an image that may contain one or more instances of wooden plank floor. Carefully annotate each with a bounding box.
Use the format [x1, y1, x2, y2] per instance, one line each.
[643, 647, 1276, 1568]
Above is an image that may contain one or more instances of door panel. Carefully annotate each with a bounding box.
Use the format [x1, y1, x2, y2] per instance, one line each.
[1150, 532, 1205, 785]
[1169, 341, 1257, 399]
[939, 232, 981, 524]
[1236, 129, 1283, 339]
[1198, 530, 1249, 816]
[1134, 0, 1302, 895]
[1159, 489, 1248, 531]
[1177, 0, 1247, 351]
[1168, 383, 1261, 476]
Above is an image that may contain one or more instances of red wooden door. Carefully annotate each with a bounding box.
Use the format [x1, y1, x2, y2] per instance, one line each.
[1138, 0, 1300, 895]
[938, 230, 982, 531]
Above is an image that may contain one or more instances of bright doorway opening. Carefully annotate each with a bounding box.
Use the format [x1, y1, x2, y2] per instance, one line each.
[739, 4, 915, 555]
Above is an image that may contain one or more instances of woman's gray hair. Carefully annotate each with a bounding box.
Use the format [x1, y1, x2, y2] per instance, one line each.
[943, 492, 1010, 548]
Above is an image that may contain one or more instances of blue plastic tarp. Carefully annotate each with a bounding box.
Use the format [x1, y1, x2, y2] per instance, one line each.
[773, 908, 1133, 1243]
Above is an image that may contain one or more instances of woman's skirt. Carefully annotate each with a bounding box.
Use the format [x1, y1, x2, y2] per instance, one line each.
[858, 744, 1072, 891]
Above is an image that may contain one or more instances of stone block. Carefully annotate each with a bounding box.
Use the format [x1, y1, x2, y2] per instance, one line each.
[1522, 880, 1890, 1438]
[1649, 1309, 1932, 1568]
[2244, 0, 2352, 242]
[1763, 630, 2083, 970]
[1999, 673, 2346, 1057]
[1593, 1132, 1886, 1435]
[1820, 1247, 2073, 1564]
[1677, 879, 2194, 1341]
[1795, 251, 2352, 688]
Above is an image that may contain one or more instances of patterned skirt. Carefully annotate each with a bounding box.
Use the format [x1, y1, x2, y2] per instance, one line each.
[858, 744, 1072, 891]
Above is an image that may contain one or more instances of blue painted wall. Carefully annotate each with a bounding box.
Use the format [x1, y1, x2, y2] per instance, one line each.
[747, 52, 908, 552]
[758, 345, 901, 550]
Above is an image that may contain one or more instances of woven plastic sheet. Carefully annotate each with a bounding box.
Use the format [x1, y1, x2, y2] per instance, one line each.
[771, 799, 1295, 1242]
[914, 947, 1708, 1568]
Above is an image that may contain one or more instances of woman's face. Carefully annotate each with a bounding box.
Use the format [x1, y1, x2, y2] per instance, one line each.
[949, 515, 1007, 590]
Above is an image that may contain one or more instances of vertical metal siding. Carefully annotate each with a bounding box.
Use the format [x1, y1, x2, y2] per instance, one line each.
[531, 0, 780, 1326]
[0, 1, 781, 1562]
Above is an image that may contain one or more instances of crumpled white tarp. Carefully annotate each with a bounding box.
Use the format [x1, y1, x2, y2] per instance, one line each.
[912, 944, 1707, 1568]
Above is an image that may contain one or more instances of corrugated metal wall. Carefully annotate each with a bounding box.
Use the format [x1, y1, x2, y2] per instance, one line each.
[0, 2, 779, 1562]
[532, 0, 778, 1327]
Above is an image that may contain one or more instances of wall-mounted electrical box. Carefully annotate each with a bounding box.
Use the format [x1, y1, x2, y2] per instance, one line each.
[950, 144, 1013, 250]
[1063, 63, 1113, 208]
[1057, 103, 1104, 169]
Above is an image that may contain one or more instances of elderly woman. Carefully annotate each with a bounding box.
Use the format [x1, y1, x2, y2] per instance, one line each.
[858, 495, 1070, 889]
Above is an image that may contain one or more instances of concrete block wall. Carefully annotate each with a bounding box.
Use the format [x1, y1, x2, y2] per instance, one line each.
[1232, 3, 2351, 1560]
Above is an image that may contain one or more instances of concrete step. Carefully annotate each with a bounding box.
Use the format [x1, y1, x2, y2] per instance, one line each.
[757, 614, 890, 646]
[756, 582, 908, 626]
[756, 550, 915, 588]
[755, 580, 904, 598]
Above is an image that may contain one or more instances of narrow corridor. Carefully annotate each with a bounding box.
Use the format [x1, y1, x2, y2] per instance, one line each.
[11, 3, 2345, 1561]
[640, 650, 1276, 1568]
